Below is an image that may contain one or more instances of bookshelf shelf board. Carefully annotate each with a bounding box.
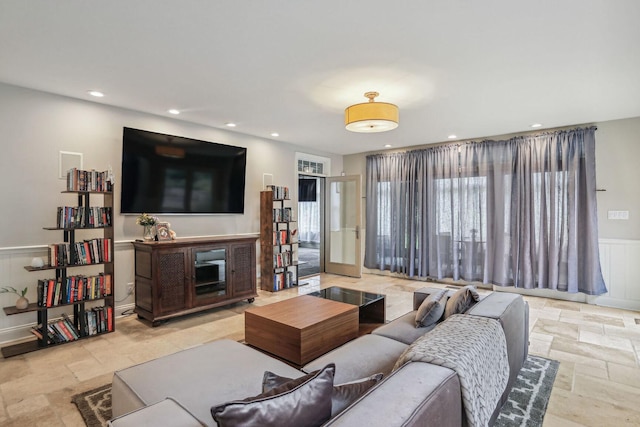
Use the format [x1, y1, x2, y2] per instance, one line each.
[3, 303, 40, 315]
[1, 340, 43, 358]
[0, 330, 115, 358]
[61, 190, 113, 195]
[43, 226, 113, 231]
[274, 261, 300, 267]
[24, 261, 113, 272]
[3, 297, 114, 315]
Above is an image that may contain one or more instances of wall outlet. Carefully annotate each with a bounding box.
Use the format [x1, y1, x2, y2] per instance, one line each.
[127, 283, 134, 295]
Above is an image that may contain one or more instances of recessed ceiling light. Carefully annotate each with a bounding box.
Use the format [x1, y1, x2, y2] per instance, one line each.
[168, 109, 180, 115]
[384, 144, 392, 148]
[226, 123, 237, 127]
[448, 134, 457, 139]
[271, 132, 279, 137]
[531, 123, 542, 128]
[88, 90, 104, 97]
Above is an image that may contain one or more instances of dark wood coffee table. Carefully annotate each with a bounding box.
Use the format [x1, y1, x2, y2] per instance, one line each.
[244, 295, 358, 366]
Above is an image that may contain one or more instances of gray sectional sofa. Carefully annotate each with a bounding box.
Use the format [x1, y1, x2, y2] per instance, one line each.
[109, 287, 529, 427]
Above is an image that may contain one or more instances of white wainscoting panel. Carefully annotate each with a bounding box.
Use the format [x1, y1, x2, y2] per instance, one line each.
[592, 238, 640, 311]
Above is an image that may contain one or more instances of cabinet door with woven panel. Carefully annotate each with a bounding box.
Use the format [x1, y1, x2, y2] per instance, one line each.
[155, 249, 189, 315]
[229, 241, 256, 298]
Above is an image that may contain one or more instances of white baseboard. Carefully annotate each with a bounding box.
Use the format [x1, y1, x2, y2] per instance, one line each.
[589, 296, 640, 312]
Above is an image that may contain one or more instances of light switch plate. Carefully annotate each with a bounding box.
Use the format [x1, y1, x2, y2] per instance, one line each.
[607, 210, 629, 220]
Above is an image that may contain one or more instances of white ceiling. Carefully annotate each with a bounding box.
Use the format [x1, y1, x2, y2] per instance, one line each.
[1, 1, 639, 155]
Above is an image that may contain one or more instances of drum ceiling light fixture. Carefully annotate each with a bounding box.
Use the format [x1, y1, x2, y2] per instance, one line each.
[345, 91, 399, 133]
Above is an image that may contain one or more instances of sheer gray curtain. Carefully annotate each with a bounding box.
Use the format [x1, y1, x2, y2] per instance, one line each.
[364, 127, 607, 295]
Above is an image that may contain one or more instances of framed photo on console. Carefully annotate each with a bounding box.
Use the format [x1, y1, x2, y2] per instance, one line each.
[156, 222, 172, 241]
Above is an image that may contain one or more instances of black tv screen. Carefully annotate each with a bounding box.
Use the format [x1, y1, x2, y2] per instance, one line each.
[120, 127, 247, 214]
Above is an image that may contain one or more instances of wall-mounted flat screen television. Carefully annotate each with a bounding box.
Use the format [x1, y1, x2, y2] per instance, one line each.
[120, 127, 247, 214]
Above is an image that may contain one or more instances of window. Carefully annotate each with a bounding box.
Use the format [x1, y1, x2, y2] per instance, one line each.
[365, 127, 606, 294]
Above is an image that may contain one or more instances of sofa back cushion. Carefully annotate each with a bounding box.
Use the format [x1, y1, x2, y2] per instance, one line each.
[443, 285, 480, 319]
[415, 289, 448, 327]
[262, 370, 383, 417]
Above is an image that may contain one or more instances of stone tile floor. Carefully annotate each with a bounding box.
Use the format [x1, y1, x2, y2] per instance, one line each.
[0, 273, 639, 426]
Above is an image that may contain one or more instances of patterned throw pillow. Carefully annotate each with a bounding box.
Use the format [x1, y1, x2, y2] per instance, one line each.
[414, 289, 448, 327]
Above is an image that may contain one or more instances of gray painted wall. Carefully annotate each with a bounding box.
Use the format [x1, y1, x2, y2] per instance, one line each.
[0, 82, 342, 247]
[0, 82, 341, 337]
[594, 117, 640, 239]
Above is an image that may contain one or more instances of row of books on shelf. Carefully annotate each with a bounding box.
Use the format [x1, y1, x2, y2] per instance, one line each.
[30, 307, 114, 343]
[273, 207, 294, 222]
[56, 206, 112, 228]
[273, 250, 297, 268]
[267, 185, 290, 200]
[272, 229, 298, 245]
[31, 314, 79, 343]
[273, 270, 297, 291]
[48, 238, 112, 267]
[84, 306, 113, 336]
[66, 168, 113, 192]
[37, 273, 113, 307]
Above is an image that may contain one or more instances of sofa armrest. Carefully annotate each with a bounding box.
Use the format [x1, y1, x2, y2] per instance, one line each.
[466, 291, 529, 403]
[108, 398, 205, 427]
[324, 362, 462, 427]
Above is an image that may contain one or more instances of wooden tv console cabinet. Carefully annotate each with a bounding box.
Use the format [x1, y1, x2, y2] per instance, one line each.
[132, 235, 258, 326]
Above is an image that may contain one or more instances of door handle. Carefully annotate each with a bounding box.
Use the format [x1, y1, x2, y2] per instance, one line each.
[355, 225, 360, 239]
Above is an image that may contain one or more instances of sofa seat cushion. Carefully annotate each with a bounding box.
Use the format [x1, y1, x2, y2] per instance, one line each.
[112, 339, 303, 426]
[302, 334, 408, 384]
[371, 311, 437, 345]
[324, 362, 462, 427]
[108, 398, 205, 427]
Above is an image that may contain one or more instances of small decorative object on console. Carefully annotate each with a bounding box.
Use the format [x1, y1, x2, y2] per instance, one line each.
[136, 213, 158, 241]
[156, 222, 172, 241]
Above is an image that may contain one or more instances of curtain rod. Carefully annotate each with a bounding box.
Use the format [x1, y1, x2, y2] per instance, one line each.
[368, 124, 598, 158]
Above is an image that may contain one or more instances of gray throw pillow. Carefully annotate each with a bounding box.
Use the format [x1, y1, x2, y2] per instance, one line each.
[211, 363, 335, 427]
[415, 289, 448, 327]
[443, 285, 480, 319]
[262, 370, 384, 417]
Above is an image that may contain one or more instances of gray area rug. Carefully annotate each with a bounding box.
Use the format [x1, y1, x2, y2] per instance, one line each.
[495, 355, 559, 426]
[72, 355, 558, 426]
